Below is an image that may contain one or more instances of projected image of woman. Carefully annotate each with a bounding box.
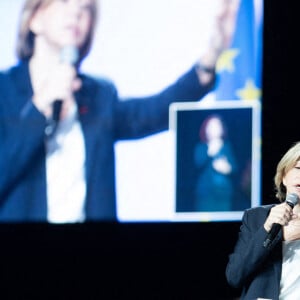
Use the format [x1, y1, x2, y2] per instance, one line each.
[193, 114, 237, 211]
[0, 0, 240, 222]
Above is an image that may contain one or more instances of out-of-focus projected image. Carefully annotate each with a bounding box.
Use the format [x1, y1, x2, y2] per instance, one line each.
[0, 0, 263, 223]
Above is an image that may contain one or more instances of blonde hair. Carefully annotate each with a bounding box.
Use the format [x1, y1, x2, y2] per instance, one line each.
[274, 141, 300, 201]
[16, 0, 98, 63]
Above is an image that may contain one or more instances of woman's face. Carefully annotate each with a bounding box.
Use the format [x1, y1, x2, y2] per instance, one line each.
[30, 0, 94, 50]
[205, 117, 224, 139]
[283, 160, 300, 199]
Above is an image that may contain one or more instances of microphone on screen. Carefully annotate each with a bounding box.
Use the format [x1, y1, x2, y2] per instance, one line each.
[263, 193, 299, 248]
[45, 46, 79, 138]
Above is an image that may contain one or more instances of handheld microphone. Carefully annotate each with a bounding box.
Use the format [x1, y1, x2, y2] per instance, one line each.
[263, 193, 299, 248]
[45, 46, 79, 138]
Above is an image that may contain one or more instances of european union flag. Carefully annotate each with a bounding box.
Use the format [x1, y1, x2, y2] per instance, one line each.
[215, 0, 263, 101]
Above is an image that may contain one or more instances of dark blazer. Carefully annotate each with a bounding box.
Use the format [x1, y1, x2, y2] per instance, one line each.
[226, 204, 283, 300]
[0, 60, 214, 222]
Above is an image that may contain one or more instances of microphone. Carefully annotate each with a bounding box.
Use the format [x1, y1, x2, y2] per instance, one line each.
[45, 46, 79, 138]
[263, 193, 299, 248]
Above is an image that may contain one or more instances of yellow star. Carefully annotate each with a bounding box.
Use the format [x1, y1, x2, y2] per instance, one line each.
[236, 79, 262, 100]
[216, 49, 240, 73]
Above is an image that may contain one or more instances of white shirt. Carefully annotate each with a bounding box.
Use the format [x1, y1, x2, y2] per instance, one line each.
[46, 105, 86, 223]
[279, 239, 300, 299]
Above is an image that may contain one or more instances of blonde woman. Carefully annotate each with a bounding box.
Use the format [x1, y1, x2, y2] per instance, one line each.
[226, 141, 300, 299]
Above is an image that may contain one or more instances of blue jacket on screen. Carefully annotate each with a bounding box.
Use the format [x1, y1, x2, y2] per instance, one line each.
[0, 60, 214, 222]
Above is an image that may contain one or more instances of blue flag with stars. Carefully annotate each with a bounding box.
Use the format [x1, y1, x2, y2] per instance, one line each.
[215, 0, 263, 101]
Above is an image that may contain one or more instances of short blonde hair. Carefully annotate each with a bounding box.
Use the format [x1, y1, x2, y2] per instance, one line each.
[16, 0, 98, 63]
[274, 141, 300, 201]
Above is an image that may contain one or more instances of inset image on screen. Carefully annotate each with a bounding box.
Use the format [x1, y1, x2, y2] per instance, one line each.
[169, 100, 261, 222]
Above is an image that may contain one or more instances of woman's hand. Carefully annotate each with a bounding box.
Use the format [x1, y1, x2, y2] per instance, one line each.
[283, 212, 300, 241]
[197, 0, 240, 83]
[264, 202, 295, 233]
[32, 63, 81, 119]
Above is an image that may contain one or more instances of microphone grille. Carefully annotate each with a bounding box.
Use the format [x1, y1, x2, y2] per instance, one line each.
[286, 193, 299, 207]
[60, 46, 79, 65]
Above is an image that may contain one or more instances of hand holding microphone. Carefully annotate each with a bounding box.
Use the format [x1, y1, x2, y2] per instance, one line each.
[263, 193, 299, 248]
[52, 45, 80, 121]
[31, 46, 80, 137]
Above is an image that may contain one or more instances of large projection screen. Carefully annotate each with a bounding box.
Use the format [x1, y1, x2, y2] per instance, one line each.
[0, 0, 263, 223]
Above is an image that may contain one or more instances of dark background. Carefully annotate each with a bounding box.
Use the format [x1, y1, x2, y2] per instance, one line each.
[0, 1, 296, 299]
